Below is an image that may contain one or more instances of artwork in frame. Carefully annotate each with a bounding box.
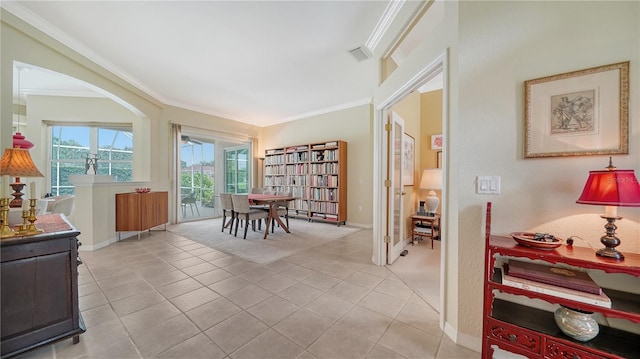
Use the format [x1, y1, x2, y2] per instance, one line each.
[403, 133, 415, 186]
[431, 134, 443, 150]
[524, 61, 629, 158]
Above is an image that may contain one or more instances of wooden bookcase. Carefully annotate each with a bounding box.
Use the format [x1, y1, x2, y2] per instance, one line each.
[482, 235, 640, 358]
[264, 140, 347, 225]
[115, 191, 168, 239]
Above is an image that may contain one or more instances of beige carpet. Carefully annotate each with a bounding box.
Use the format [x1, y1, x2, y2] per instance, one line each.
[167, 217, 361, 264]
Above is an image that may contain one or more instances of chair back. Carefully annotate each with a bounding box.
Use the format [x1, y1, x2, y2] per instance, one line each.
[51, 196, 74, 216]
[220, 193, 233, 211]
[275, 191, 292, 208]
[263, 190, 275, 195]
[251, 188, 264, 194]
[231, 194, 250, 214]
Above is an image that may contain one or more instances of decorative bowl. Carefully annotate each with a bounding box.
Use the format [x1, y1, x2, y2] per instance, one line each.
[135, 187, 151, 193]
[509, 232, 563, 250]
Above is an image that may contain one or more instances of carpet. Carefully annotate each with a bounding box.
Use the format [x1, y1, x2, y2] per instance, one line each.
[167, 217, 361, 264]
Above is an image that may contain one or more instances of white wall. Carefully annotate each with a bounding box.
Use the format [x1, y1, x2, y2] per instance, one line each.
[260, 104, 374, 227]
[377, 0, 639, 351]
[457, 0, 639, 341]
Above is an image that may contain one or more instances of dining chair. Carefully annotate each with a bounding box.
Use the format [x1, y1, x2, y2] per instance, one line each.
[220, 193, 235, 233]
[181, 193, 199, 217]
[272, 191, 291, 232]
[251, 187, 264, 194]
[231, 194, 269, 239]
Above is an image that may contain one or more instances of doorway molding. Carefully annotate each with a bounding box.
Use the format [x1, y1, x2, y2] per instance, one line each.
[372, 50, 448, 330]
[373, 50, 447, 265]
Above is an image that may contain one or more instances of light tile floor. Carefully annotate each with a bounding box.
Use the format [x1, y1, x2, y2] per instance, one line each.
[17, 227, 480, 359]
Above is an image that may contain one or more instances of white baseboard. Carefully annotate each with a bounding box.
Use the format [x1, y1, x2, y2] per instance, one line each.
[443, 321, 482, 354]
[79, 236, 117, 251]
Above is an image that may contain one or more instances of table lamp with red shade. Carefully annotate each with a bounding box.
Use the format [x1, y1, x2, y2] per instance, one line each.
[576, 157, 640, 260]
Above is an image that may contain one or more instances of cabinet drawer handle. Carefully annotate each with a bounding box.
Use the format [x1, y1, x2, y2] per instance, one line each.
[508, 334, 517, 343]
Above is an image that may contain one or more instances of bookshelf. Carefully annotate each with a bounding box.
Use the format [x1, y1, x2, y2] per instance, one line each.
[482, 235, 640, 358]
[264, 140, 346, 225]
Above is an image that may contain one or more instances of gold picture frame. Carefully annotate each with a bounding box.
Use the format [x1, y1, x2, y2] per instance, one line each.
[524, 61, 629, 158]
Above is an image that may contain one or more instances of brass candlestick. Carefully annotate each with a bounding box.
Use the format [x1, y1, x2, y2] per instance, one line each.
[15, 210, 30, 233]
[26, 199, 43, 235]
[0, 198, 16, 238]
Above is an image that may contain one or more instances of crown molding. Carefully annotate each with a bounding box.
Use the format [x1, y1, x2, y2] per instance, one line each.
[2, 1, 167, 104]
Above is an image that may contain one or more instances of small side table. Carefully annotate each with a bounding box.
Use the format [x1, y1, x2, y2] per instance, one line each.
[411, 213, 440, 248]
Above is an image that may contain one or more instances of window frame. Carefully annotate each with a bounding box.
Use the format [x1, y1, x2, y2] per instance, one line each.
[48, 124, 134, 195]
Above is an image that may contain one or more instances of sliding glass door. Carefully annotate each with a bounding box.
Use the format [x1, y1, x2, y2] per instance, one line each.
[180, 135, 215, 221]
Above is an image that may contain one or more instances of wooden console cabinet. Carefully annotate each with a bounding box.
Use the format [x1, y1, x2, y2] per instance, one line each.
[483, 234, 640, 358]
[1, 215, 85, 358]
[116, 191, 168, 239]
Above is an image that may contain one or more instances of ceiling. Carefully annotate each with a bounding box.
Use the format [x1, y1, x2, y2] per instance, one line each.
[6, 1, 405, 127]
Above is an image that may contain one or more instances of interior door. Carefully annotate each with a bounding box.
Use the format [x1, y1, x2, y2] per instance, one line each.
[387, 111, 406, 264]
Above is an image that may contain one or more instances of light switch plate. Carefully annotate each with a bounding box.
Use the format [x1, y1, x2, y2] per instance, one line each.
[477, 176, 500, 195]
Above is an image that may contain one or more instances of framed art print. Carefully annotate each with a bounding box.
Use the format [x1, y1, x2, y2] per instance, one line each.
[524, 62, 629, 158]
[403, 133, 415, 186]
[431, 134, 443, 150]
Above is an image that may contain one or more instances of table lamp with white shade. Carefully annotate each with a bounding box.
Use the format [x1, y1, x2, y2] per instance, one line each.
[420, 168, 442, 216]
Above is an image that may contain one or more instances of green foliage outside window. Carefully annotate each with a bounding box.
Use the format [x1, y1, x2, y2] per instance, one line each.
[181, 171, 214, 207]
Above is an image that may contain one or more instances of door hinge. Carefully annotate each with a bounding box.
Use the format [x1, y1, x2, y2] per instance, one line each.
[384, 179, 391, 187]
[384, 235, 390, 243]
[384, 123, 392, 132]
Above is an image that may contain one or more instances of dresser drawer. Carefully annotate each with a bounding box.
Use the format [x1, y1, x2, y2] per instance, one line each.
[545, 340, 609, 359]
[486, 318, 542, 355]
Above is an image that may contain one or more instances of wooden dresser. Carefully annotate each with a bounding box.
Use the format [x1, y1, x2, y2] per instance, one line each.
[115, 191, 168, 240]
[1, 214, 85, 358]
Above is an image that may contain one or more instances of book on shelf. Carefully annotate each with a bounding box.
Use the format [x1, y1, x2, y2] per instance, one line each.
[508, 260, 602, 295]
[414, 227, 432, 235]
[325, 141, 338, 146]
[501, 267, 612, 308]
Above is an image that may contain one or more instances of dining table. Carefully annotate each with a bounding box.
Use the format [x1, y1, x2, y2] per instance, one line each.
[248, 194, 297, 239]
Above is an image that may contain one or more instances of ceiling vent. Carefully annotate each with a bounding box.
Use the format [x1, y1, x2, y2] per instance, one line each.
[349, 46, 372, 62]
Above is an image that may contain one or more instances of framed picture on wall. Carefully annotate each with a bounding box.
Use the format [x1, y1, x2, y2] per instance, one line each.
[431, 134, 443, 150]
[403, 133, 415, 186]
[524, 61, 629, 158]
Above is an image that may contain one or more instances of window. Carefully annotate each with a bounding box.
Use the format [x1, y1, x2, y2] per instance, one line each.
[224, 145, 250, 194]
[50, 125, 133, 195]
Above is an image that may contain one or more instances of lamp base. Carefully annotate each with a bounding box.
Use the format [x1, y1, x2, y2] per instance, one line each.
[425, 191, 440, 216]
[8, 182, 26, 208]
[596, 247, 624, 260]
[597, 216, 624, 261]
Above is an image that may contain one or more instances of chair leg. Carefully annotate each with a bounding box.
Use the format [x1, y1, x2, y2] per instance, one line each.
[234, 217, 239, 237]
[243, 215, 249, 239]
[229, 213, 235, 234]
[222, 211, 226, 232]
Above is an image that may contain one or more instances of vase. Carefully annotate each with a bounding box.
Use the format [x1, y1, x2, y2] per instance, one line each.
[554, 306, 599, 342]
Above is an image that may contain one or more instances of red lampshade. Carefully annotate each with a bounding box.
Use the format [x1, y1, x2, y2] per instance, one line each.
[576, 169, 640, 207]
